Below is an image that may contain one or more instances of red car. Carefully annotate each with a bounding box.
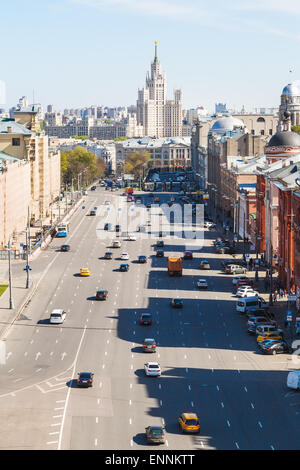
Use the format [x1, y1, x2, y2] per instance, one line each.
[184, 251, 193, 260]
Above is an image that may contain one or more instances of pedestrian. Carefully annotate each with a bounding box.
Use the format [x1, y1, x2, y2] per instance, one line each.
[273, 292, 277, 303]
[279, 288, 283, 298]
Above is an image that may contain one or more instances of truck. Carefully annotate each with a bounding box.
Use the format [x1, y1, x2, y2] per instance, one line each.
[168, 257, 183, 277]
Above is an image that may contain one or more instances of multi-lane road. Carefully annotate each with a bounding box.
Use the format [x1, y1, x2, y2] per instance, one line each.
[0, 187, 299, 450]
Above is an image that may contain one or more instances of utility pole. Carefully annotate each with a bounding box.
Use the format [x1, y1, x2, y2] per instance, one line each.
[25, 206, 31, 289]
[8, 240, 14, 309]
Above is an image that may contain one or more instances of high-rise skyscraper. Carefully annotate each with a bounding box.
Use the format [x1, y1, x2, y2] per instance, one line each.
[137, 42, 183, 138]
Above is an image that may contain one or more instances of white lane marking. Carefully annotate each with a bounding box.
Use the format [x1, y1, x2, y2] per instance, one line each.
[258, 421, 263, 428]
[35, 352, 41, 361]
[227, 420, 231, 427]
[57, 326, 87, 450]
[47, 441, 58, 445]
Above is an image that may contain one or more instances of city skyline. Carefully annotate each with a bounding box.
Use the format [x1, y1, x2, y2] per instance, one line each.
[1, 1, 300, 112]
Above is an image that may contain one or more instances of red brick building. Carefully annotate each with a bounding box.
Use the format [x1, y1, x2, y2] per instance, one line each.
[293, 190, 300, 311]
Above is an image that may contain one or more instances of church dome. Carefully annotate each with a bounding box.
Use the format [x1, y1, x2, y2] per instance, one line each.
[267, 131, 300, 148]
[282, 81, 300, 97]
[210, 116, 245, 135]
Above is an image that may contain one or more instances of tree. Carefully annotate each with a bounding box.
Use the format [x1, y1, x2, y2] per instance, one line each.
[61, 146, 106, 188]
[292, 125, 300, 135]
[72, 135, 89, 141]
[124, 151, 152, 180]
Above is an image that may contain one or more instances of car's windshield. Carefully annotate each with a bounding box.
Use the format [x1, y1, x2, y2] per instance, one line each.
[186, 419, 199, 426]
[149, 364, 159, 369]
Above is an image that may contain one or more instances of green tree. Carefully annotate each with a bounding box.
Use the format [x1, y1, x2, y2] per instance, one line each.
[124, 150, 152, 180]
[114, 136, 128, 142]
[292, 125, 300, 135]
[72, 135, 89, 141]
[61, 146, 106, 188]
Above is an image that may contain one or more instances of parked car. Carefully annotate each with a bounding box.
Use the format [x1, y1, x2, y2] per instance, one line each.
[156, 249, 164, 257]
[138, 255, 147, 263]
[104, 223, 112, 230]
[258, 339, 290, 355]
[112, 240, 121, 248]
[225, 264, 247, 274]
[156, 240, 164, 247]
[89, 210, 96, 216]
[184, 251, 193, 260]
[104, 251, 113, 259]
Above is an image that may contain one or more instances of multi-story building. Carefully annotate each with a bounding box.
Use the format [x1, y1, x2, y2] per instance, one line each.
[136, 42, 183, 138]
[279, 81, 300, 127]
[0, 106, 60, 243]
[115, 137, 191, 170]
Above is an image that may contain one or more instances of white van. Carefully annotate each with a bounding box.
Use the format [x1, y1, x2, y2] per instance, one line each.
[236, 296, 265, 314]
[50, 309, 66, 324]
[287, 371, 300, 390]
[256, 324, 279, 335]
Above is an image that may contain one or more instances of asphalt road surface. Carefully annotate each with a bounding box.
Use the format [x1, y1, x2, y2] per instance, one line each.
[0, 187, 299, 450]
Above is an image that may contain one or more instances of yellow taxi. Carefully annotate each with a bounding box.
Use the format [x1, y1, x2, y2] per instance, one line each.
[178, 413, 200, 433]
[80, 267, 90, 277]
[257, 331, 283, 343]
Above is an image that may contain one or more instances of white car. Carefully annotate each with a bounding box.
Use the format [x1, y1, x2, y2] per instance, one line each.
[197, 279, 208, 289]
[232, 275, 248, 285]
[204, 221, 215, 228]
[237, 289, 259, 298]
[236, 286, 256, 294]
[112, 240, 121, 248]
[104, 200, 110, 205]
[50, 309, 66, 324]
[144, 362, 161, 377]
[127, 234, 137, 241]
[120, 252, 129, 260]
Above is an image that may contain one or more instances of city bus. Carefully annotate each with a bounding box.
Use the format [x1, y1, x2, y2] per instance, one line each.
[56, 222, 70, 237]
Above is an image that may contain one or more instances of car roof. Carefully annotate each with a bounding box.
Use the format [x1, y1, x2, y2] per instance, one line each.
[51, 309, 64, 314]
[142, 313, 152, 316]
[182, 412, 198, 419]
[144, 338, 155, 342]
[147, 362, 159, 366]
[198, 279, 207, 282]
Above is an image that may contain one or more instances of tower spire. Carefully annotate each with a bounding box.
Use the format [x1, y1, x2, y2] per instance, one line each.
[154, 40, 158, 63]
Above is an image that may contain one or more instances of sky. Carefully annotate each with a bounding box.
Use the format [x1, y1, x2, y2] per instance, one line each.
[1, 0, 300, 113]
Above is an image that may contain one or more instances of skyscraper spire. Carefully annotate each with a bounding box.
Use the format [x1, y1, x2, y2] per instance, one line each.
[154, 41, 158, 64]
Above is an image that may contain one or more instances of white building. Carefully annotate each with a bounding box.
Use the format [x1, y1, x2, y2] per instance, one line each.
[136, 42, 183, 138]
[280, 81, 300, 127]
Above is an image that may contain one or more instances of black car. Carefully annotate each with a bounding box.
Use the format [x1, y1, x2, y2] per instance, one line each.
[171, 298, 183, 308]
[140, 313, 152, 325]
[104, 251, 113, 259]
[156, 249, 164, 257]
[258, 340, 291, 355]
[91, 186, 97, 191]
[90, 210, 96, 216]
[146, 203, 152, 208]
[145, 425, 165, 444]
[138, 255, 147, 263]
[115, 224, 121, 233]
[77, 372, 94, 387]
[104, 223, 112, 230]
[120, 263, 129, 272]
[61, 244, 70, 252]
[156, 240, 164, 247]
[96, 289, 108, 300]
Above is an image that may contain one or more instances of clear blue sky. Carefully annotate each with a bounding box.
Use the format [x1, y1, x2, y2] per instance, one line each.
[1, 0, 300, 113]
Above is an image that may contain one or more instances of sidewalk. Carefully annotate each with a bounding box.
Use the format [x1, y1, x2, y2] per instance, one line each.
[0, 184, 94, 340]
[211, 213, 298, 345]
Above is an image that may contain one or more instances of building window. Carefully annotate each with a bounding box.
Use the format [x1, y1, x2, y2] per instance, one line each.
[12, 138, 20, 146]
[257, 117, 265, 123]
[269, 129, 273, 135]
[260, 130, 265, 136]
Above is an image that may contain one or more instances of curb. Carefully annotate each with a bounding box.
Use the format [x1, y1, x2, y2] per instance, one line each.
[0, 280, 36, 341]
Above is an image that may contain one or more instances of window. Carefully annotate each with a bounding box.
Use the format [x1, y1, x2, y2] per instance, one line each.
[12, 138, 20, 146]
[257, 117, 265, 123]
[269, 129, 273, 135]
[260, 130, 265, 136]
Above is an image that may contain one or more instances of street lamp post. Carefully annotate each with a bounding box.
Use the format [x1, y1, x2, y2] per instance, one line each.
[8, 240, 14, 309]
